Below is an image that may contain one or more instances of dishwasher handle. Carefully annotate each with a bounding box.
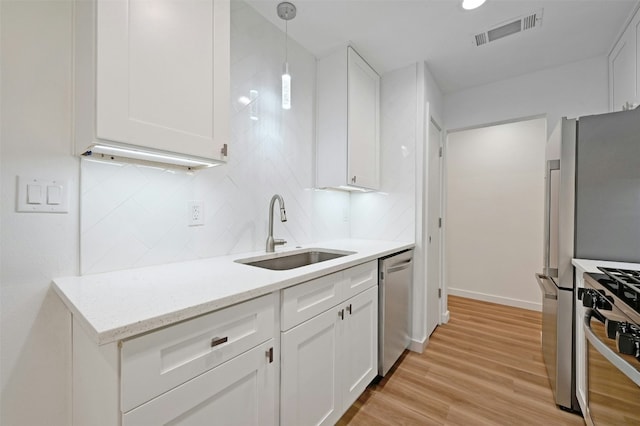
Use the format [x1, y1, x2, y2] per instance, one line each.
[386, 258, 413, 274]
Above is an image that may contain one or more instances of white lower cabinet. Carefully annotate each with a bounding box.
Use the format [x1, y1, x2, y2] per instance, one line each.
[70, 261, 380, 426]
[72, 293, 278, 426]
[281, 304, 341, 426]
[123, 340, 275, 426]
[341, 287, 378, 409]
[280, 278, 378, 426]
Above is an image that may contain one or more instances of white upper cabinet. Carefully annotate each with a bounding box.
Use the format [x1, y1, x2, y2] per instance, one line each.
[75, 0, 230, 167]
[316, 46, 380, 191]
[609, 6, 640, 112]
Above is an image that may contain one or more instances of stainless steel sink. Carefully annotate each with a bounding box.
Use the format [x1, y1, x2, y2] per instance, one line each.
[235, 249, 355, 271]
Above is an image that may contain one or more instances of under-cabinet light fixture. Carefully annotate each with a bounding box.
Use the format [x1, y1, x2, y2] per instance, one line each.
[337, 185, 370, 192]
[462, 0, 486, 10]
[86, 144, 222, 169]
[277, 2, 296, 110]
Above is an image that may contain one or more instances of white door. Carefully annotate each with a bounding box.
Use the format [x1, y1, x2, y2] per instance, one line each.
[341, 286, 378, 409]
[426, 118, 442, 336]
[96, 0, 230, 160]
[122, 340, 275, 426]
[281, 308, 341, 426]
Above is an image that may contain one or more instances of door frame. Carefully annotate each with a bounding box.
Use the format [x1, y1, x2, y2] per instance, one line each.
[426, 116, 447, 329]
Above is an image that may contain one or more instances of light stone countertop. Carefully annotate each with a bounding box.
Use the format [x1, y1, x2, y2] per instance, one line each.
[572, 258, 640, 273]
[52, 239, 413, 345]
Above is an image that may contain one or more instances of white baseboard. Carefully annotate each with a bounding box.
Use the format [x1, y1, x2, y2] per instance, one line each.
[408, 336, 428, 354]
[441, 310, 450, 324]
[448, 288, 542, 312]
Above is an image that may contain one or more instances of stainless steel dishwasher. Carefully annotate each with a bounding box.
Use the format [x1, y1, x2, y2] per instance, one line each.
[378, 249, 413, 376]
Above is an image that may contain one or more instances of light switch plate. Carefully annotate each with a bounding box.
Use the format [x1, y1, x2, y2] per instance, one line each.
[17, 176, 69, 213]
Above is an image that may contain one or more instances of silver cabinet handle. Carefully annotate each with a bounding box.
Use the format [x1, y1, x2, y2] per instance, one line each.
[351, 176, 357, 184]
[210, 336, 228, 347]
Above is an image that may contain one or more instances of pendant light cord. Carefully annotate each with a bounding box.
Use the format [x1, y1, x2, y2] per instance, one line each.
[285, 19, 288, 64]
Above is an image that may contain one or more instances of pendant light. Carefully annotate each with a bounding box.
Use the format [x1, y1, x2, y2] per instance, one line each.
[277, 2, 296, 110]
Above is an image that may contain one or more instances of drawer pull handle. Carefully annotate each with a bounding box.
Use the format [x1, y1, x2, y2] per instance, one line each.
[346, 304, 352, 315]
[338, 309, 344, 320]
[266, 347, 274, 363]
[210, 336, 228, 348]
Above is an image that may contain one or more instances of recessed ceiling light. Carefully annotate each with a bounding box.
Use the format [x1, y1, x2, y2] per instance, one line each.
[462, 0, 486, 10]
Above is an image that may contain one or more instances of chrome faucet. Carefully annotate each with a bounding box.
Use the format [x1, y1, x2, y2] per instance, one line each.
[266, 194, 287, 252]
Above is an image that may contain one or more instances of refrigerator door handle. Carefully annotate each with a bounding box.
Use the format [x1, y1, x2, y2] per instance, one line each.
[536, 273, 558, 300]
[544, 159, 560, 278]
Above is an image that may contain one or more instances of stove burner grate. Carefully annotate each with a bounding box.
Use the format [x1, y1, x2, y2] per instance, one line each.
[598, 267, 640, 289]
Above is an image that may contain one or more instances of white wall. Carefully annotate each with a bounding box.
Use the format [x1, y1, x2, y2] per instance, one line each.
[80, 1, 350, 274]
[444, 55, 609, 135]
[445, 118, 546, 310]
[350, 62, 445, 350]
[0, 1, 350, 423]
[1, 1, 77, 424]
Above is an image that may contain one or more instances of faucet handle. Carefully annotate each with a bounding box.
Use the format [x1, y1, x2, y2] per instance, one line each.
[274, 239, 287, 247]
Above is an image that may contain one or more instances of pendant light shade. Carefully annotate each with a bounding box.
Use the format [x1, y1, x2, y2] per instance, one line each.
[282, 63, 291, 110]
[277, 2, 296, 110]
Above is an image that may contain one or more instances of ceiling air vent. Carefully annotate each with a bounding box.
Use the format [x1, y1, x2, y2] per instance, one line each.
[473, 9, 543, 47]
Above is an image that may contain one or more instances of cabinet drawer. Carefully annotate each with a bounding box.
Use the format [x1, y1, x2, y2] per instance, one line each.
[342, 260, 377, 300]
[281, 272, 343, 331]
[121, 294, 274, 412]
[123, 340, 275, 426]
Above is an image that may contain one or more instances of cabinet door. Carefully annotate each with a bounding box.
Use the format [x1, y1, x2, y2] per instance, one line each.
[341, 286, 378, 409]
[609, 25, 636, 112]
[122, 340, 275, 426]
[347, 47, 380, 190]
[96, 0, 229, 160]
[281, 308, 342, 426]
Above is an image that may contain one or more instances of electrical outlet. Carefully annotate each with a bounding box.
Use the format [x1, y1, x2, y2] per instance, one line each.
[188, 200, 204, 226]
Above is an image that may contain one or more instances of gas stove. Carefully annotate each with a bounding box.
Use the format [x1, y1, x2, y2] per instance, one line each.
[579, 266, 640, 426]
[582, 268, 640, 362]
[585, 267, 640, 322]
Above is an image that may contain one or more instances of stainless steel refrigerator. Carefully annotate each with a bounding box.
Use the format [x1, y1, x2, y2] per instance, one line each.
[536, 107, 640, 412]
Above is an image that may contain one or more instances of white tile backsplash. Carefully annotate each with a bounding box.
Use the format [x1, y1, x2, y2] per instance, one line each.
[80, 1, 349, 274]
[351, 65, 417, 243]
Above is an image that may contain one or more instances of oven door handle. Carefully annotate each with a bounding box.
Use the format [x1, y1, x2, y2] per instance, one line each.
[584, 310, 640, 387]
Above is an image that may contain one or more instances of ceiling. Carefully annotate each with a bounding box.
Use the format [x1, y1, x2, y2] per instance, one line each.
[245, 0, 639, 93]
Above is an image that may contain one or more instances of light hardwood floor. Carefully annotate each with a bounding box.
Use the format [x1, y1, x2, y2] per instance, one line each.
[338, 295, 585, 426]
